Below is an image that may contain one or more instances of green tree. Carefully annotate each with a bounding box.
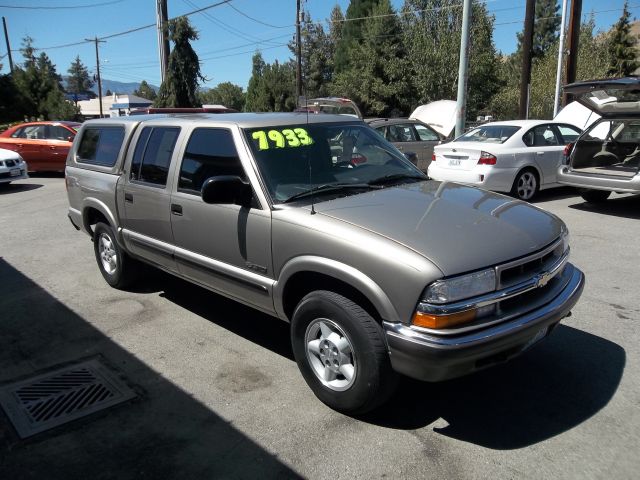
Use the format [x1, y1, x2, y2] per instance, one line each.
[245, 52, 268, 111]
[289, 13, 333, 98]
[607, 1, 639, 76]
[155, 17, 204, 107]
[334, 0, 379, 73]
[400, 0, 501, 119]
[105, 89, 113, 96]
[12, 37, 78, 120]
[490, 16, 611, 119]
[516, 0, 561, 59]
[66, 55, 93, 103]
[0, 73, 28, 122]
[200, 81, 245, 110]
[332, 0, 409, 116]
[133, 80, 157, 100]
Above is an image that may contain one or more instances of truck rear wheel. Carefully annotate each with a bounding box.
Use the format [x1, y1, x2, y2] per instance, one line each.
[93, 222, 137, 289]
[291, 290, 398, 414]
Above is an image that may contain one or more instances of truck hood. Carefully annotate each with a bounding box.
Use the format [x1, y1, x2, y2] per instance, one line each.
[311, 181, 564, 276]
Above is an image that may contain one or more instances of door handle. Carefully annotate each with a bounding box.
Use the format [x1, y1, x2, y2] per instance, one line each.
[171, 203, 183, 215]
[49, 146, 56, 150]
[536, 151, 545, 155]
[16, 144, 23, 148]
[124, 193, 133, 203]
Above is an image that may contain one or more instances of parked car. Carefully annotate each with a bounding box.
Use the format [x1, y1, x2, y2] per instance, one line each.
[366, 118, 443, 171]
[66, 112, 584, 414]
[410, 100, 458, 140]
[557, 77, 640, 202]
[0, 121, 81, 172]
[0, 147, 28, 185]
[428, 120, 582, 201]
[295, 97, 363, 119]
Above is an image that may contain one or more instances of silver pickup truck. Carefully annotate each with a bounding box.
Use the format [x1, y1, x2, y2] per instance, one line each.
[66, 113, 584, 414]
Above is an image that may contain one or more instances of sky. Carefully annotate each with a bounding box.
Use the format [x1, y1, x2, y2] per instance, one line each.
[0, 0, 636, 91]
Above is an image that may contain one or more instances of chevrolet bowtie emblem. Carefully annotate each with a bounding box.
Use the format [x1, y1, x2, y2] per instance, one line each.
[536, 271, 553, 288]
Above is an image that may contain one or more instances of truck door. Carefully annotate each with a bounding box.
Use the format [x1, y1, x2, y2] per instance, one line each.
[169, 127, 273, 313]
[121, 126, 181, 271]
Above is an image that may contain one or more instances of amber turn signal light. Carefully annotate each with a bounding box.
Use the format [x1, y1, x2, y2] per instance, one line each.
[412, 309, 476, 329]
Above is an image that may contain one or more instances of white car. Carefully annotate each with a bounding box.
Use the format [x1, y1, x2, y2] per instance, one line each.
[0, 147, 28, 185]
[428, 120, 582, 200]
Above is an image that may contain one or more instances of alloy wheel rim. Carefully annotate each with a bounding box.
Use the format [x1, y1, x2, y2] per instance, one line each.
[98, 232, 118, 275]
[517, 172, 537, 200]
[305, 318, 357, 391]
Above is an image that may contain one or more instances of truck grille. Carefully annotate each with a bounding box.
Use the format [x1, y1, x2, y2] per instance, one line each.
[497, 239, 565, 289]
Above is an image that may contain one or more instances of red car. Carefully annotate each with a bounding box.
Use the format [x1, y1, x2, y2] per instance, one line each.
[0, 121, 81, 172]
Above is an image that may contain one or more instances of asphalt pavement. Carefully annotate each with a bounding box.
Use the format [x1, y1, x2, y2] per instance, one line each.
[0, 177, 638, 479]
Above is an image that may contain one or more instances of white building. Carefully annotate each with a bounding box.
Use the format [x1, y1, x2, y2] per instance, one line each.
[77, 94, 153, 119]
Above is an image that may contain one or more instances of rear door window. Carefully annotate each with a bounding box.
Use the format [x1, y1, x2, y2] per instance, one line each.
[415, 124, 439, 141]
[47, 125, 72, 141]
[130, 127, 180, 186]
[77, 127, 125, 167]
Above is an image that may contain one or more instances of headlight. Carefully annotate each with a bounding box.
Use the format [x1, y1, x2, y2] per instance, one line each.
[413, 268, 497, 330]
[422, 268, 496, 304]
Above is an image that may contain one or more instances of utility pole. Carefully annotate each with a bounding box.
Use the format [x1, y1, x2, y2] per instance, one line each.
[295, 0, 303, 104]
[156, 0, 170, 83]
[553, 0, 569, 117]
[86, 37, 106, 117]
[519, 0, 535, 119]
[2, 17, 14, 72]
[454, 0, 472, 138]
[563, 0, 582, 106]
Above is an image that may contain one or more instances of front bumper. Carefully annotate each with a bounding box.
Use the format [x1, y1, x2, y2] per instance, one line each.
[557, 166, 640, 193]
[383, 263, 584, 382]
[0, 164, 28, 183]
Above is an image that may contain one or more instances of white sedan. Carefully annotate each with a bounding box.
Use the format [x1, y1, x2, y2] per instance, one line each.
[428, 120, 581, 200]
[0, 147, 28, 186]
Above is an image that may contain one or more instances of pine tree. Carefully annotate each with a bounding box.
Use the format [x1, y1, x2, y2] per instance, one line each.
[516, 0, 560, 59]
[12, 37, 78, 120]
[66, 55, 93, 103]
[245, 52, 268, 111]
[155, 17, 204, 107]
[333, 0, 379, 73]
[133, 80, 157, 100]
[332, 0, 408, 116]
[607, 1, 639, 77]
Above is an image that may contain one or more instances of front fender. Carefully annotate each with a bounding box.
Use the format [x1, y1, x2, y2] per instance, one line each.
[273, 255, 401, 324]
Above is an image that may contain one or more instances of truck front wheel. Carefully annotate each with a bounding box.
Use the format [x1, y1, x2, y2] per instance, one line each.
[93, 222, 137, 289]
[291, 290, 398, 414]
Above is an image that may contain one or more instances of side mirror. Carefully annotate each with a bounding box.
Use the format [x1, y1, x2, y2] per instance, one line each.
[67, 135, 75, 143]
[201, 175, 252, 206]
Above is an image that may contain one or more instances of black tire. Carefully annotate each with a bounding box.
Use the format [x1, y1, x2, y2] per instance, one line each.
[291, 290, 398, 414]
[93, 222, 137, 289]
[511, 168, 539, 201]
[580, 189, 611, 203]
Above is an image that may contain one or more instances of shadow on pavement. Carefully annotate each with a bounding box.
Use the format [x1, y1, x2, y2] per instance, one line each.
[530, 186, 578, 203]
[0, 258, 300, 479]
[568, 194, 640, 220]
[361, 324, 625, 449]
[0, 183, 43, 194]
[131, 270, 624, 451]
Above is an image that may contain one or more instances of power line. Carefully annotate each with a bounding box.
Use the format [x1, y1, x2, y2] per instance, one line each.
[0, 0, 123, 9]
[227, 2, 292, 29]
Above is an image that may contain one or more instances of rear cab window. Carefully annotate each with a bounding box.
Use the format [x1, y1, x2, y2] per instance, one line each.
[76, 126, 125, 167]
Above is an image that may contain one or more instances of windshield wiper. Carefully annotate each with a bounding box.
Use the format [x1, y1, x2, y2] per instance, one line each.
[367, 173, 427, 186]
[283, 183, 381, 203]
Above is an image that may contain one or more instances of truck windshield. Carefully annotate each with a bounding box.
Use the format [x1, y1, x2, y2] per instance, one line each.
[243, 123, 425, 204]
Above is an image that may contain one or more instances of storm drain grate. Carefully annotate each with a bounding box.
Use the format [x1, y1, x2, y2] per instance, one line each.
[0, 358, 137, 438]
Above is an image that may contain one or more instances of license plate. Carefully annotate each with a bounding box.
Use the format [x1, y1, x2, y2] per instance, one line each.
[10, 168, 20, 177]
[448, 159, 461, 166]
[523, 326, 548, 351]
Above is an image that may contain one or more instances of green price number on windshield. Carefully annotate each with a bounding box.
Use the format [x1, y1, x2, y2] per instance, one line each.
[252, 128, 314, 150]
